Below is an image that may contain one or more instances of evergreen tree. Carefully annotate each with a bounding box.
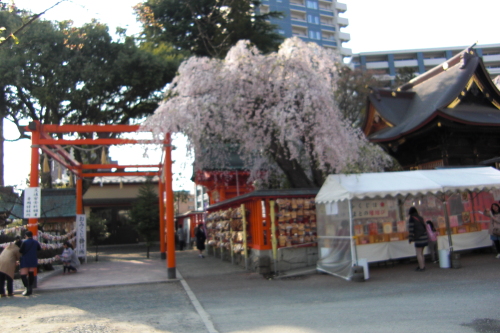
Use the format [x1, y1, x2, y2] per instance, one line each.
[134, 0, 284, 58]
[130, 180, 159, 258]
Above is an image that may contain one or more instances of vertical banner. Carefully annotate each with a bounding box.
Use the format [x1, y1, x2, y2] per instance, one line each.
[76, 214, 87, 261]
[23, 187, 41, 218]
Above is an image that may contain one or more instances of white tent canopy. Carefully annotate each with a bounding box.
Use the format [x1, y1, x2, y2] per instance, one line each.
[315, 167, 500, 204]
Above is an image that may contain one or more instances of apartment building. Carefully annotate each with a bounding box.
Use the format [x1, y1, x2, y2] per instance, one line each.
[260, 0, 352, 57]
[350, 44, 500, 81]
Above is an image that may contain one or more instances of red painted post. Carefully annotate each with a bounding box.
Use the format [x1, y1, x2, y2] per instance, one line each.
[158, 179, 166, 259]
[164, 133, 176, 279]
[75, 171, 83, 215]
[28, 122, 40, 236]
[28, 121, 40, 283]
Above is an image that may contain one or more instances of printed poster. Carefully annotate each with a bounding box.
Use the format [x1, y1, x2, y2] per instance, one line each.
[76, 214, 87, 260]
[352, 200, 389, 219]
[383, 222, 393, 234]
[437, 216, 446, 229]
[23, 187, 41, 218]
[449, 215, 459, 227]
[354, 224, 364, 236]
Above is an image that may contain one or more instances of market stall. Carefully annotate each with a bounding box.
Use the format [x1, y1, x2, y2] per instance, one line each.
[315, 167, 500, 280]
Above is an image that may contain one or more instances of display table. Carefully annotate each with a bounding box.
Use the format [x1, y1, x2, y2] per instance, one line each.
[437, 230, 491, 251]
[356, 230, 492, 263]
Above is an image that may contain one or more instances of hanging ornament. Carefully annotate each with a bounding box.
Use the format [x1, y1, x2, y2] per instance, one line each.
[68, 174, 74, 187]
[119, 179, 123, 189]
[101, 146, 107, 164]
[43, 154, 50, 173]
[57, 164, 62, 180]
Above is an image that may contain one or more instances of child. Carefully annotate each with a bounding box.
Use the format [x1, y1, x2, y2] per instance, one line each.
[425, 221, 438, 263]
[60, 242, 78, 274]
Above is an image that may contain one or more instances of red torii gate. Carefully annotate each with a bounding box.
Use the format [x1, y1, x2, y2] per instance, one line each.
[26, 121, 177, 279]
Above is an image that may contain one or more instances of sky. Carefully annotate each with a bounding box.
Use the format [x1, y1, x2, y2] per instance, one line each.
[4, 0, 500, 190]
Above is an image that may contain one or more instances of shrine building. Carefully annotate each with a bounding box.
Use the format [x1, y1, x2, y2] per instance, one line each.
[362, 45, 500, 170]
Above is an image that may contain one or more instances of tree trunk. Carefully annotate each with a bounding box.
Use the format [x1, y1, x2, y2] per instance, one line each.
[0, 87, 6, 187]
[0, 115, 4, 187]
[269, 136, 317, 188]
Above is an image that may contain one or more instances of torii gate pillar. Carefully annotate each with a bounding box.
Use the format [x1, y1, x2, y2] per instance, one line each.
[164, 134, 176, 279]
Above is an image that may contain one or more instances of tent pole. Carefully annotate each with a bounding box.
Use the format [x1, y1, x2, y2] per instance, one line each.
[441, 195, 454, 254]
[348, 199, 357, 265]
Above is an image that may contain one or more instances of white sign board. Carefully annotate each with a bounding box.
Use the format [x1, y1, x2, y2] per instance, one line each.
[23, 187, 41, 218]
[76, 214, 87, 260]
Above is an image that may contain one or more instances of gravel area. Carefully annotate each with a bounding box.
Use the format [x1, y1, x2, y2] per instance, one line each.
[1, 282, 207, 333]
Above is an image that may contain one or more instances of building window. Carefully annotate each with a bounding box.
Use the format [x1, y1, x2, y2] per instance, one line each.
[307, 14, 319, 24]
[278, 29, 285, 35]
[308, 30, 321, 40]
[306, 1, 318, 9]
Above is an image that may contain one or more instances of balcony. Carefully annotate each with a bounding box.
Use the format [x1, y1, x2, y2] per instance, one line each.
[290, 0, 305, 6]
[336, 2, 347, 13]
[320, 15, 334, 26]
[487, 67, 500, 75]
[338, 32, 350, 42]
[290, 9, 306, 22]
[394, 59, 418, 68]
[322, 32, 336, 41]
[319, 1, 332, 10]
[366, 61, 389, 69]
[292, 25, 308, 37]
[337, 17, 349, 27]
[340, 47, 353, 57]
[423, 58, 446, 67]
[483, 54, 500, 63]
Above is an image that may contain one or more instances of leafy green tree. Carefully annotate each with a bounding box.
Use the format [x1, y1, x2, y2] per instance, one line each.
[87, 212, 109, 261]
[335, 64, 384, 127]
[174, 190, 190, 215]
[134, 0, 283, 58]
[129, 180, 159, 258]
[0, 8, 182, 188]
[392, 67, 417, 88]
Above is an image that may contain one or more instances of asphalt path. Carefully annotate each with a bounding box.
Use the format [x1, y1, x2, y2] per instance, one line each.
[1, 244, 499, 333]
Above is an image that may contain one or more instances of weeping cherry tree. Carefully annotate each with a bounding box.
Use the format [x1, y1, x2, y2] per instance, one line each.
[142, 37, 392, 188]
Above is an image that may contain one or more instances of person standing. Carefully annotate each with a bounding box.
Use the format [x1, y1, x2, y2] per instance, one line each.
[176, 227, 185, 251]
[0, 237, 22, 297]
[19, 231, 41, 296]
[489, 203, 500, 258]
[195, 224, 206, 258]
[426, 221, 438, 263]
[408, 207, 428, 272]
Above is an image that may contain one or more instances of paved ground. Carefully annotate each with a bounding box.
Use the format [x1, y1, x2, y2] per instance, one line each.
[2, 244, 500, 333]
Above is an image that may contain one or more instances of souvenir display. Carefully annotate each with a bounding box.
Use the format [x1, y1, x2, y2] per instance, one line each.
[274, 197, 317, 247]
[206, 207, 249, 254]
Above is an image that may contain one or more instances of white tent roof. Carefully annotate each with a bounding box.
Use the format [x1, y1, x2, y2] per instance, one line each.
[315, 167, 500, 204]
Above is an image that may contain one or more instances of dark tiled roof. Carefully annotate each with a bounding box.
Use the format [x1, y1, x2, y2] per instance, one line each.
[366, 46, 500, 142]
